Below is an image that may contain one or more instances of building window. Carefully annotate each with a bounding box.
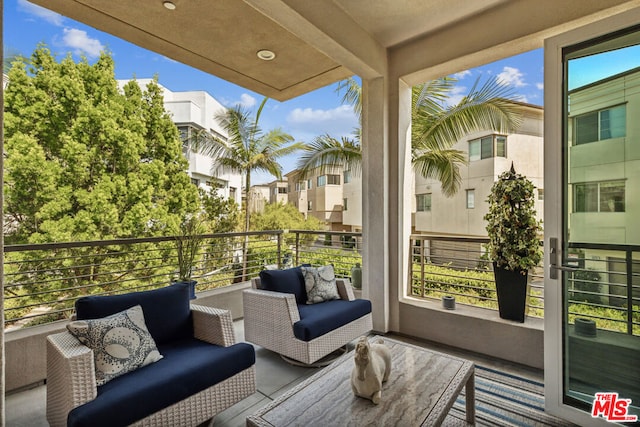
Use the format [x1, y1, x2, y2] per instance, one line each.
[191, 178, 200, 186]
[416, 194, 431, 212]
[538, 189, 544, 200]
[278, 187, 287, 194]
[574, 104, 626, 145]
[307, 200, 312, 211]
[469, 135, 507, 161]
[317, 175, 327, 187]
[229, 187, 236, 198]
[344, 170, 351, 184]
[574, 180, 625, 212]
[466, 189, 475, 209]
[327, 174, 340, 185]
[307, 179, 312, 189]
[295, 181, 306, 191]
[343, 198, 348, 211]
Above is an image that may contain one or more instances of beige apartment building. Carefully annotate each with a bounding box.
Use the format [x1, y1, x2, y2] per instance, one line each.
[413, 102, 544, 237]
[286, 168, 345, 230]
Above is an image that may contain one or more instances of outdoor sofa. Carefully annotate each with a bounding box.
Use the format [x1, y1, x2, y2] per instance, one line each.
[46, 282, 256, 427]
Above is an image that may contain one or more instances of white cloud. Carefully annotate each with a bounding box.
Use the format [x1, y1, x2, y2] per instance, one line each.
[62, 28, 104, 58]
[286, 105, 358, 139]
[238, 93, 257, 108]
[18, 0, 64, 26]
[497, 66, 527, 88]
[452, 70, 471, 79]
[536, 82, 544, 90]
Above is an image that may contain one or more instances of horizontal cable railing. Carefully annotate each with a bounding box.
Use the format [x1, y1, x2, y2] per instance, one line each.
[565, 242, 640, 336]
[290, 230, 363, 279]
[409, 234, 545, 318]
[3, 231, 283, 330]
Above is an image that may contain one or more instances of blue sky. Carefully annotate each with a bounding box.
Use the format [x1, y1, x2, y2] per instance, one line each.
[4, 0, 545, 184]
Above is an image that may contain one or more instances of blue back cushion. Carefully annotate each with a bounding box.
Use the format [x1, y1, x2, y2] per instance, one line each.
[294, 299, 372, 341]
[68, 339, 255, 427]
[74, 283, 192, 345]
[259, 266, 306, 304]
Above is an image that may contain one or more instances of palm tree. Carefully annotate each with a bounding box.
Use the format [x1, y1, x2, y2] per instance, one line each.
[298, 76, 522, 196]
[193, 96, 302, 277]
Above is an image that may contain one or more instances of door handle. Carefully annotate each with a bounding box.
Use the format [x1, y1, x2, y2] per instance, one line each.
[549, 237, 578, 279]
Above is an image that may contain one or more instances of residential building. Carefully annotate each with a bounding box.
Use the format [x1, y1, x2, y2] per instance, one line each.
[121, 79, 242, 205]
[2, 73, 8, 90]
[342, 168, 362, 233]
[247, 184, 270, 214]
[286, 168, 345, 230]
[285, 170, 308, 218]
[414, 102, 544, 237]
[267, 179, 288, 204]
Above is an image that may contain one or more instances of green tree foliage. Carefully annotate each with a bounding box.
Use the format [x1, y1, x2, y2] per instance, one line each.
[252, 202, 323, 234]
[2, 45, 200, 326]
[199, 189, 242, 233]
[4, 45, 199, 243]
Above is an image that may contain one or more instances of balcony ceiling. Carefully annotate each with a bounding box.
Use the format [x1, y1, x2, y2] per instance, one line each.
[29, 0, 639, 101]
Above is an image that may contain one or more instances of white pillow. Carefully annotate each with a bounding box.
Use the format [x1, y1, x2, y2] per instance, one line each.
[67, 305, 163, 386]
[301, 265, 340, 304]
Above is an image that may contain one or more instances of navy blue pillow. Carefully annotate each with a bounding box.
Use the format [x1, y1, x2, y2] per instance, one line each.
[259, 267, 307, 304]
[74, 283, 193, 345]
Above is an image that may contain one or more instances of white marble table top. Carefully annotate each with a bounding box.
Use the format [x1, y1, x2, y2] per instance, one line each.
[247, 336, 475, 426]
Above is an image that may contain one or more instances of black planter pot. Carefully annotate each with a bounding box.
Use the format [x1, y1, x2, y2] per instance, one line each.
[493, 262, 528, 322]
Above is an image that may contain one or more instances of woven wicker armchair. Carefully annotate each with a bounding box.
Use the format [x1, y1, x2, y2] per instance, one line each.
[47, 285, 256, 427]
[244, 276, 372, 365]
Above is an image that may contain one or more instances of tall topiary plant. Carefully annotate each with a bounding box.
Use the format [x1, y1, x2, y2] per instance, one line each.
[485, 164, 542, 272]
[484, 164, 542, 322]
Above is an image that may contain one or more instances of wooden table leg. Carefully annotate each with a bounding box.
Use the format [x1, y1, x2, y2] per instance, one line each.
[465, 369, 476, 425]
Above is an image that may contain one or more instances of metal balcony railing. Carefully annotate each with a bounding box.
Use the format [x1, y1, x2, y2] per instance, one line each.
[409, 234, 639, 336]
[3, 229, 363, 330]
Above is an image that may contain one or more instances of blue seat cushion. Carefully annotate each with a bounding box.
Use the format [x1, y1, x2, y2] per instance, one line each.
[293, 299, 372, 341]
[74, 283, 192, 345]
[67, 338, 255, 427]
[259, 266, 307, 304]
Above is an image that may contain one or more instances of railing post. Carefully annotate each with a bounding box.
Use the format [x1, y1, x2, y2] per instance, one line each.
[295, 232, 300, 266]
[626, 249, 633, 335]
[277, 232, 282, 269]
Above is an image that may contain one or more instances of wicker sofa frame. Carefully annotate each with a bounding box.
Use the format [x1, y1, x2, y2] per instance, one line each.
[244, 278, 373, 365]
[46, 305, 256, 427]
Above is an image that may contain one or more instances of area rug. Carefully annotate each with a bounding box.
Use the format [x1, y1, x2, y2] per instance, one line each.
[446, 365, 577, 426]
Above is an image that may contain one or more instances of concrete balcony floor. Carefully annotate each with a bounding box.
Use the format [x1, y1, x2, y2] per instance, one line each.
[6, 319, 544, 427]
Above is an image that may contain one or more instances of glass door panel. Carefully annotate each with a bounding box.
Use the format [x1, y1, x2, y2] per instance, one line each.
[562, 26, 640, 420]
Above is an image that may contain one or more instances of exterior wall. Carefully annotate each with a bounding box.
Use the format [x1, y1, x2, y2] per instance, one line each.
[267, 180, 289, 204]
[120, 79, 242, 206]
[248, 185, 270, 213]
[568, 69, 640, 244]
[342, 171, 363, 230]
[287, 168, 345, 228]
[285, 170, 308, 218]
[414, 105, 544, 237]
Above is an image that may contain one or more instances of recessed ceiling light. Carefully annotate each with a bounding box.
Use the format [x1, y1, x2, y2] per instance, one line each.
[257, 49, 276, 61]
[163, 1, 176, 10]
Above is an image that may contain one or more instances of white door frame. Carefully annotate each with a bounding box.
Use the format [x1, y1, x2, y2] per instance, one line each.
[544, 7, 640, 426]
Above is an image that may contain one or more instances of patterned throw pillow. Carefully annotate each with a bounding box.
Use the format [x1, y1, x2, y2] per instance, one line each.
[67, 305, 163, 386]
[301, 265, 340, 304]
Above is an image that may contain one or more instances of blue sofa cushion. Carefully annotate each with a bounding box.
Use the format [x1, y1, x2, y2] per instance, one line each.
[293, 299, 372, 342]
[67, 338, 256, 427]
[259, 267, 307, 304]
[74, 283, 192, 345]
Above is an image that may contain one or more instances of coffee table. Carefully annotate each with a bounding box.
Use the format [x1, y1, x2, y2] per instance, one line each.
[247, 336, 475, 426]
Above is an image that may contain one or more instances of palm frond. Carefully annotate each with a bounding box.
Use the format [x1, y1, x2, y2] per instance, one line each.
[296, 134, 362, 179]
[412, 149, 467, 197]
[414, 77, 523, 153]
[336, 77, 362, 117]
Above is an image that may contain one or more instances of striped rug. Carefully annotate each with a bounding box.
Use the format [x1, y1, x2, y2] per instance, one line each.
[445, 365, 577, 426]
